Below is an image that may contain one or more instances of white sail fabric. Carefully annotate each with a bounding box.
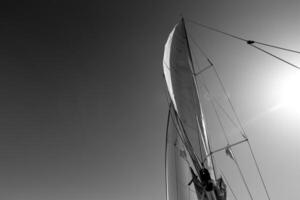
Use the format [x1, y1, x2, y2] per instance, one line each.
[165, 106, 199, 200]
[163, 19, 214, 176]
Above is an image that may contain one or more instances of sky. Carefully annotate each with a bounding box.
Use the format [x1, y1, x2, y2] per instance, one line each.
[1, 0, 300, 200]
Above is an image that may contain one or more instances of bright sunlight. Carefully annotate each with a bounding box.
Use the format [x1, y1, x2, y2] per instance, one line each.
[275, 72, 300, 114]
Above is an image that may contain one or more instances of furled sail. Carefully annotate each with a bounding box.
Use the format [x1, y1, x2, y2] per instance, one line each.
[163, 18, 226, 200]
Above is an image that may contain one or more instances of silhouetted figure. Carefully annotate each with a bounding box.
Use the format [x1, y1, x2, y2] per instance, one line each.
[199, 168, 213, 191]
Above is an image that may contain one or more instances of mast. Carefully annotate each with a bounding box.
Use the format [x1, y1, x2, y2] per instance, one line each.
[182, 17, 216, 180]
[163, 18, 227, 200]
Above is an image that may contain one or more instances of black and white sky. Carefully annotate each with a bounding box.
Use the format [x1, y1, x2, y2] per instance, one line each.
[1, 1, 300, 200]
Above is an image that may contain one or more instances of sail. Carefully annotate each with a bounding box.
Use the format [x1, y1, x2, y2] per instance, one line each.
[163, 18, 228, 200]
[163, 17, 280, 200]
[165, 105, 199, 200]
[166, 103, 226, 200]
[163, 18, 214, 176]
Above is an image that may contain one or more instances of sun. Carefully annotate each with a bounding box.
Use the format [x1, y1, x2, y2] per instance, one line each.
[276, 73, 300, 113]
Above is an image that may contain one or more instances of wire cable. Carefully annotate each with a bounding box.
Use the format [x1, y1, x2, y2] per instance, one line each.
[254, 41, 300, 54]
[250, 44, 300, 70]
[186, 25, 272, 199]
[187, 17, 300, 72]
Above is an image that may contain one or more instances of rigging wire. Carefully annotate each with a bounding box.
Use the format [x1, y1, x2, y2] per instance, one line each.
[163, 77, 198, 199]
[253, 41, 300, 54]
[211, 47, 272, 200]
[187, 33, 244, 139]
[201, 80, 231, 144]
[214, 100, 240, 131]
[217, 63, 272, 200]
[186, 17, 300, 71]
[184, 21, 210, 165]
[249, 44, 300, 70]
[186, 25, 273, 200]
[189, 53, 217, 176]
[188, 32, 255, 200]
[163, 59, 207, 163]
[187, 30, 219, 178]
[186, 17, 300, 54]
[164, 18, 279, 199]
[230, 148, 254, 200]
[186, 18, 248, 42]
[247, 140, 272, 200]
[191, 54, 254, 200]
[185, 31, 245, 141]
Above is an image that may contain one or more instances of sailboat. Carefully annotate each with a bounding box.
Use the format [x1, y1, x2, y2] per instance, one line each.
[161, 17, 298, 200]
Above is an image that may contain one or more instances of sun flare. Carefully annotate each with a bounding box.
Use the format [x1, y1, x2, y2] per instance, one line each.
[275, 73, 300, 113]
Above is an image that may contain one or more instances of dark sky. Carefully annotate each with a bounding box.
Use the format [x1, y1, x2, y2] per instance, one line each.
[1, 1, 300, 200]
[1, 1, 170, 200]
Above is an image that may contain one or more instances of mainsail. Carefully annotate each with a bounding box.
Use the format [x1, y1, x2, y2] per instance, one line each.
[163, 18, 226, 200]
